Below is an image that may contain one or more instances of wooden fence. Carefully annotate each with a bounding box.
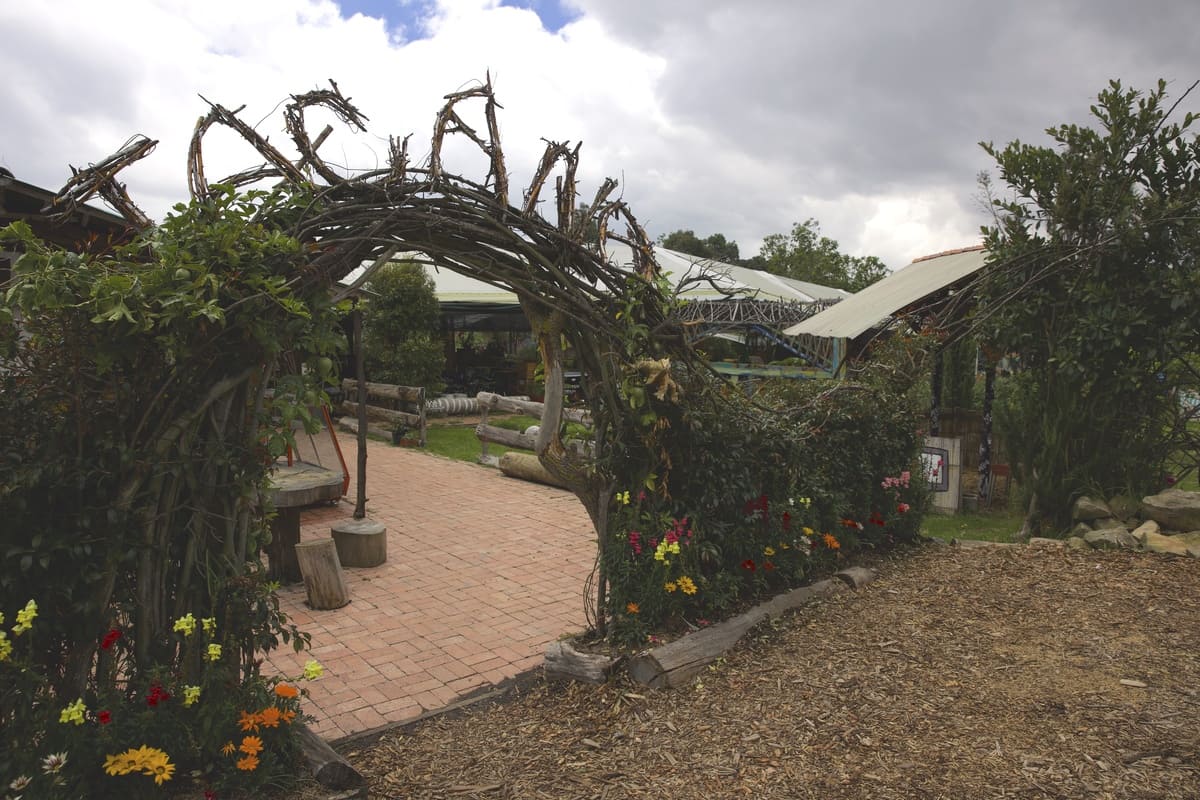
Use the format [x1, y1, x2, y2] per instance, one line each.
[340, 380, 427, 447]
[474, 391, 591, 464]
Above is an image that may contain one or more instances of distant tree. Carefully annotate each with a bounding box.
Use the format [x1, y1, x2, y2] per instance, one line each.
[759, 218, 888, 291]
[363, 261, 446, 391]
[658, 229, 741, 263]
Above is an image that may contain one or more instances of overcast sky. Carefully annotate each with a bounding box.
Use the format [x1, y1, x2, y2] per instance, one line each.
[2, 0, 1195, 269]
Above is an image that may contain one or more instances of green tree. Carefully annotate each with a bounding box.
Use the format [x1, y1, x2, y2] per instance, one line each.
[363, 261, 446, 391]
[979, 79, 1200, 533]
[758, 218, 888, 291]
[658, 229, 741, 263]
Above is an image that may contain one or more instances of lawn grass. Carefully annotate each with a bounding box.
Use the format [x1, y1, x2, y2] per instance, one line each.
[921, 510, 1024, 543]
[418, 414, 540, 464]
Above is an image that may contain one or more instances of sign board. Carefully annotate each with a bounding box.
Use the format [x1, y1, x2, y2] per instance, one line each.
[922, 435, 962, 513]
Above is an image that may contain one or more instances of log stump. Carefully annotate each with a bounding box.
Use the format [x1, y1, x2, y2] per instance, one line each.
[295, 539, 351, 610]
[331, 518, 388, 568]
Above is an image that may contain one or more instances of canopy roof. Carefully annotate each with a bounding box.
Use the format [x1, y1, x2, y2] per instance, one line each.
[783, 246, 987, 339]
[340, 243, 847, 306]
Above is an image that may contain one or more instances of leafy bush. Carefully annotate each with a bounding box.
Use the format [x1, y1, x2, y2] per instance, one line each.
[600, 338, 930, 645]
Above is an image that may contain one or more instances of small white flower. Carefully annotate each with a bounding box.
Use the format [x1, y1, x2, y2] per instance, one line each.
[41, 752, 68, 774]
[10, 775, 32, 791]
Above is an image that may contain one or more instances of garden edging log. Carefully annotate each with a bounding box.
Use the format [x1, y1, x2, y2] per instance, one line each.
[627, 578, 844, 689]
[297, 722, 365, 791]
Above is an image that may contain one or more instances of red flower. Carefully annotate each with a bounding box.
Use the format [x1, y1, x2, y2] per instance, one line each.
[840, 518, 863, 530]
[741, 559, 757, 572]
[869, 512, 886, 527]
[897, 502, 910, 514]
[101, 628, 122, 650]
[146, 684, 172, 707]
[98, 710, 111, 725]
[782, 511, 792, 531]
[763, 561, 776, 571]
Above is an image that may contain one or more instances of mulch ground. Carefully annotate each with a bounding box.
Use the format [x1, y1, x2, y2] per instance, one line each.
[301, 542, 1200, 799]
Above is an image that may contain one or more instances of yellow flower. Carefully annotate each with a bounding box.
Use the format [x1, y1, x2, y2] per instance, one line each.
[667, 541, 680, 555]
[677, 576, 697, 595]
[149, 759, 175, 785]
[183, 686, 201, 707]
[221, 741, 237, 756]
[13, 600, 37, 635]
[59, 698, 86, 726]
[763, 546, 776, 556]
[664, 581, 677, 593]
[802, 526, 814, 537]
[616, 490, 630, 505]
[239, 735, 264, 756]
[201, 617, 216, 636]
[172, 613, 197, 637]
[206, 643, 222, 661]
[0, 632, 11, 661]
[625, 602, 640, 614]
[302, 659, 324, 680]
[798, 496, 812, 508]
[779, 541, 790, 550]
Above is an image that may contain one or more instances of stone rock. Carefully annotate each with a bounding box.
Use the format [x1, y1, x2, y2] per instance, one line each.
[1072, 495, 1112, 522]
[1174, 531, 1200, 557]
[1140, 489, 1200, 532]
[1029, 537, 1064, 548]
[1141, 530, 1191, 556]
[1107, 494, 1140, 521]
[1066, 536, 1090, 551]
[1130, 519, 1160, 543]
[523, 425, 541, 437]
[1083, 529, 1138, 550]
[1069, 522, 1094, 538]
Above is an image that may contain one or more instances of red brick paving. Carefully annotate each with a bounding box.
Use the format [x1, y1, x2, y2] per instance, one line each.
[267, 439, 593, 740]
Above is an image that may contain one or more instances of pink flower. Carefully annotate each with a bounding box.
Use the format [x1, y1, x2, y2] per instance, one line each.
[628, 531, 642, 555]
[897, 503, 910, 514]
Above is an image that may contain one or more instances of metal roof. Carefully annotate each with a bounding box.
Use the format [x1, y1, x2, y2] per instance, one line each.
[782, 246, 988, 339]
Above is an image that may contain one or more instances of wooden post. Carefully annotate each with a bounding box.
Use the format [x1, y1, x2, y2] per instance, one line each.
[417, 385, 427, 447]
[294, 539, 351, 610]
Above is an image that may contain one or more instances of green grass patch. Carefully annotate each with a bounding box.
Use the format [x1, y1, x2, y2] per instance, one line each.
[921, 510, 1024, 543]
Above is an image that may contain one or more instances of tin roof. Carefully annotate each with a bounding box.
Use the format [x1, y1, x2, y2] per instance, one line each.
[782, 246, 987, 339]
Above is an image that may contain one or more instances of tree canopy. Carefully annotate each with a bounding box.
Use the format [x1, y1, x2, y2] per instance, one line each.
[363, 261, 446, 392]
[978, 78, 1200, 532]
[759, 218, 889, 292]
[657, 229, 741, 263]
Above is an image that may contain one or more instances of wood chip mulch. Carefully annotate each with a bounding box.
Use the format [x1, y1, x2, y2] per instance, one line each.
[309, 543, 1200, 799]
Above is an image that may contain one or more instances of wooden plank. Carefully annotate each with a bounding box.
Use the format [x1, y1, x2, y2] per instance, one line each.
[342, 379, 424, 404]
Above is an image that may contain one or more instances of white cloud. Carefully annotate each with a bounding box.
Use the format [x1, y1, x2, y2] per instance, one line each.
[1, 0, 1195, 272]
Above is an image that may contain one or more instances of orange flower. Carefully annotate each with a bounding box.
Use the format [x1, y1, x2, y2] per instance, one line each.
[822, 533, 840, 550]
[238, 710, 261, 732]
[236, 754, 259, 771]
[258, 707, 282, 728]
[625, 602, 640, 614]
[274, 683, 299, 699]
[280, 710, 297, 724]
[239, 736, 264, 756]
[221, 741, 236, 756]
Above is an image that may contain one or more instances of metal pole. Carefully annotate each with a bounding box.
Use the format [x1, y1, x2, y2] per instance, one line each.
[353, 301, 368, 519]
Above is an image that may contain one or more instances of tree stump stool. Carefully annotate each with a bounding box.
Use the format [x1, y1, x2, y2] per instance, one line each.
[330, 518, 388, 568]
[294, 539, 351, 610]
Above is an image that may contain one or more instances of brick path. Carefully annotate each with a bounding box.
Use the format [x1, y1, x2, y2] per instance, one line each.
[267, 439, 593, 740]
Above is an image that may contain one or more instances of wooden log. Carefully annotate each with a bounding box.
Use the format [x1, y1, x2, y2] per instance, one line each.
[331, 518, 387, 568]
[341, 400, 422, 429]
[294, 539, 351, 610]
[476, 391, 590, 425]
[499, 451, 570, 489]
[544, 639, 617, 683]
[337, 416, 391, 440]
[833, 566, 876, 590]
[296, 722, 365, 790]
[266, 508, 302, 585]
[628, 579, 842, 689]
[342, 379, 423, 404]
[477, 423, 537, 451]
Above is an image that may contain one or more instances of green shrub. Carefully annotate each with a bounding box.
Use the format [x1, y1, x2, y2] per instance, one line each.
[363, 261, 446, 392]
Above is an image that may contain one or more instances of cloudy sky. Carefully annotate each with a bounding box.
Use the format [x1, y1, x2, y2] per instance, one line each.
[2, 0, 1195, 269]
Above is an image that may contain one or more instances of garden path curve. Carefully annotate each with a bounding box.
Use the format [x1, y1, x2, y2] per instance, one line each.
[267, 438, 593, 740]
